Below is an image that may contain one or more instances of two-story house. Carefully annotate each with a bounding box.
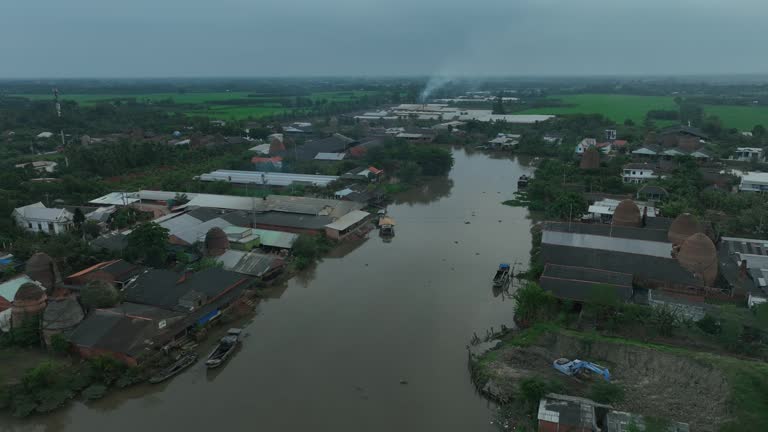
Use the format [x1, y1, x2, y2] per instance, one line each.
[12, 202, 74, 234]
[733, 147, 765, 162]
[622, 163, 658, 184]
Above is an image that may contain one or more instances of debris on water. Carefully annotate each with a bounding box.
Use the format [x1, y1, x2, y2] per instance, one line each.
[454, 241, 459, 244]
[475, 252, 480, 255]
[400, 379, 408, 385]
[498, 220, 502, 223]
[464, 221, 470, 224]
[364, 264, 369, 266]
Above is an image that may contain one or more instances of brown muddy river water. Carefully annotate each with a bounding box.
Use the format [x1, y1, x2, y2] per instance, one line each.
[4, 148, 535, 432]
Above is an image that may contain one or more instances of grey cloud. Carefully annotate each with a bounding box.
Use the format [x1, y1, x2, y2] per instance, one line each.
[0, 0, 765, 77]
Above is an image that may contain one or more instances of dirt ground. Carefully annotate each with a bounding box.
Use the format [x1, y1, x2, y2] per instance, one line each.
[483, 332, 730, 432]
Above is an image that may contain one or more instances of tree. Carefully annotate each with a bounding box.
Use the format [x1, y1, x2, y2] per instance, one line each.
[73, 208, 85, 230]
[546, 192, 587, 220]
[753, 124, 766, 137]
[624, 119, 635, 126]
[589, 381, 625, 404]
[513, 283, 557, 326]
[83, 220, 101, 239]
[126, 222, 169, 267]
[398, 161, 422, 184]
[80, 280, 119, 309]
[679, 102, 703, 126]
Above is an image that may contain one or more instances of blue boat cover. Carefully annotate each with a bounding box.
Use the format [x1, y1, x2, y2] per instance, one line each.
[499, 263, 510, 269]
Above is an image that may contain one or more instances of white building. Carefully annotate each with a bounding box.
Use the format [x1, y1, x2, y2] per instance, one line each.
[14, 161, 58, 173]
[622, 163, 658, 184]
[36, 131, 54, 139]
[575, 138, 597, 154]
[739, 172, 768, 192]
[733, 147, 764, 162]
[12, 202, 73, 234]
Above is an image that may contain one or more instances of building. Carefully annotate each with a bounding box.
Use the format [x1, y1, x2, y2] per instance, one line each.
[12, 202, 73, 234]
[537, 393, 611, 432]
[295, 133, 357, 160]
[36, 131, 54, 139]
[14, 160, 58, 173]
[622, 163, 659, 184]
[198, 170, 338, 188]
[738, 172, 768, 192]
[732, 147, 765, 162]
[340, 166, 384, 182]
[68, 303, 187, 366]
[575, 138, 597, 154]
[324, 210, 372, 240]
[251, 156, 284, 170]
[605, 411, 689, 432]
[637, 184, 669, 202]
[540, 210, 721, 302]
[543, 133, 564, 145]
[222, 226, 261, 251]
[65, 259, 144, 290]
[0, 276, 45, 313]
[214, 250, 284, 278]
[584, 198, 659, 223]
[658, 125, 708, 149]
[718, 236, 768, 306]
[488, 133, 521, 149]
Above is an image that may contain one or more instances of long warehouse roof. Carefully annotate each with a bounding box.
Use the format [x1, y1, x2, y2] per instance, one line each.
[198, 170, 338, 187]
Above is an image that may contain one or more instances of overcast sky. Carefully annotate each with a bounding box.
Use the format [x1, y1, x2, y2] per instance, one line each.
[1, 0, 766, 78]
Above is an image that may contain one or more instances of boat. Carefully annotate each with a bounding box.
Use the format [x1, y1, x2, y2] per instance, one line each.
[492, 263, 511, 288]
[149, 352, 198, 384]
[378, 216, 395, 237]
[517, 175, 530, 188]
[205, 328, 242, 369]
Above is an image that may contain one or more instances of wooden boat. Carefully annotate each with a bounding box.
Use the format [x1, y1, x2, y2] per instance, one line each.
[378, 216, 395, 237]
[517, 175, 530, 188]
[205, 328, 242, 369]
[149, 352, 198, 384]
[492, 263, 511, 288]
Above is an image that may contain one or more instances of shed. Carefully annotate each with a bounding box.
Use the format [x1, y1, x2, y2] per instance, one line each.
[324, 210, 371, 240]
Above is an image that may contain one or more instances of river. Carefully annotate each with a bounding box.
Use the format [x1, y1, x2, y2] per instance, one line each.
[3, 148, 535, 432]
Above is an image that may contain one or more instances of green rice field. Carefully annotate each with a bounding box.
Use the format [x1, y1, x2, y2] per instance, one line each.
[520, 93, 768, 130]
[11, 90, 380, 120]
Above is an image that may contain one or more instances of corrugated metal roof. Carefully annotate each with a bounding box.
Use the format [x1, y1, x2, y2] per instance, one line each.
[14, 202, 72, 222]
[250, 229, 298, 249]
[314, 152, 346, 161]
[0, 275, 39, 303]
[325, 210, 371, 231]
[217, 250, 283, 277]
[198, 170, 339, 187]
[89, 192, 141, 206]
[543, 230, 672, 258]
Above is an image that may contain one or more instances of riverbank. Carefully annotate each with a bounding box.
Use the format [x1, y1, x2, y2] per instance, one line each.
[469, 320, 768, 432]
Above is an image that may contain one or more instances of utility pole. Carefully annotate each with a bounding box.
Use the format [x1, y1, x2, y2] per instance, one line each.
[53, 88, 69, 167]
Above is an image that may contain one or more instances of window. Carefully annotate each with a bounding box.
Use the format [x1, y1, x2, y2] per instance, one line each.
[27, 222, 32, 228]
[37, 223, 42, 231]
[48, 222, 55, 232]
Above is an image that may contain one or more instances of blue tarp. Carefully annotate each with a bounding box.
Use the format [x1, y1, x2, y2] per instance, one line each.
[499, 263, 510, 269]
[197, 309, 221, 326]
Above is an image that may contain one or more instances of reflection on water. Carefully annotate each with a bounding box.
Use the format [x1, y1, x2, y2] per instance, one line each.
[2, 148, 536, 432]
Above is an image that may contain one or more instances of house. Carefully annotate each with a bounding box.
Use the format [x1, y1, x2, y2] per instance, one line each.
[432, 121, 465, 130]
[732, 147, 765, 162]
[340, 166, 384, 182]
[324, 210, 372, 240]
[622, 163, 658, 184]
[283, 122, 313, 135]
[348, 137, 386, 159]
[738, 172, 768, 192]
[575, 138, 597, 154]
[65, 259, 144, 290]
[36, 131, 54, 139]
[314, 152, 346, 161]
[632, 144, 662, 157]
[584, 198, 659, 223]
[637, 184, 669, 202]
[14, 161, 58, 173]
[248, 228, 298, 250]
[12, 202, 73, 234]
